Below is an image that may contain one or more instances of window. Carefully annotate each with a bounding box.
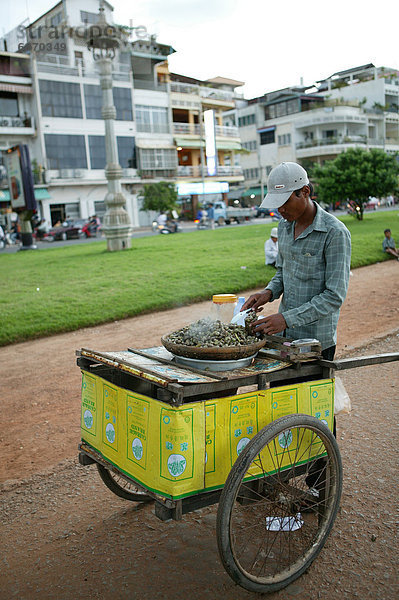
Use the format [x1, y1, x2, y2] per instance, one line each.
[44, 134, 87, 169]
[238, 114, 255, 127]
[0, 92, 19, 116]
[113, 87, 133, 121]
[242, 140, 257, 151]
[40, 80, 82, 118]
[80, 10, 99, 24]
[88, 136, 136, 169]
[260, 130, 275, 145]
[136, 105, 169, 133]
[265, 99, 299, 120]
[84, 84, 102, 119]
[50, 12, 62, 27]
[88, 135, 106, 169]
[84, 85, 133, 120]
[323, 130, 337, 138]
[278, 133, 291, 146]
[243, 168, 259, 180]
[139, 148, 177, 170]
[117, 137, 136, 168]
[75, 51, 84, 67]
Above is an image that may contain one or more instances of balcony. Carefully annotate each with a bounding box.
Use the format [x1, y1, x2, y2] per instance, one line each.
[170, 81, 235, 103]
[295, 105, 367, 129]
[173, 123, 200, 135]
[133, 79, 167, 92]
[0, 115, 35, 135]
[295, 136, 395, 158]
[172, 123, 240, 137]
[177, 165, 243, 178]
[296, 135, 368, 149]
[37, 60, 130, 82]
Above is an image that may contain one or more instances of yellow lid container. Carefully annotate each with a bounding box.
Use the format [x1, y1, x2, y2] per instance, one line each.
[212, 294, 238, 304]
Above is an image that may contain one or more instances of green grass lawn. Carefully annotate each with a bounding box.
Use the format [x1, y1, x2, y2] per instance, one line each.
[0, 210, 397, 346]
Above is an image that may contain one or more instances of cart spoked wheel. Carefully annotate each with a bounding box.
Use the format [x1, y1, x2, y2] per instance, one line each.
[96, 464, 153, 503]
[216, 414, 342, 593]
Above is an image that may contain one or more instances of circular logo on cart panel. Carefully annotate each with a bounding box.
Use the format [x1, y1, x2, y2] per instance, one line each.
[278, 430, 293, 449]
[312, 391, 318, 398]
[163, 415, 170, 425]
[167, 454, 187, 477]
[132, 438, 143, 460]
[237, 437, 250, 456]
[105, 423, 116, 444]
[83, 409, 93, 429]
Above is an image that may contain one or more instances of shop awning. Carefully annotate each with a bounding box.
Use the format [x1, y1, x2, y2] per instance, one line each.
[0, 188, 51, 201]
[257, 126, 276, 134]
[227, 187, 246, 200]
[174, 137, 204, 149]
[217, 140, 242, 151]
[136, 139, 176, 149]
[174, 137, 242, 151]
[242, 186, 266, 197]
[34, 188, 52, 200]
[0, 83, 33, 94]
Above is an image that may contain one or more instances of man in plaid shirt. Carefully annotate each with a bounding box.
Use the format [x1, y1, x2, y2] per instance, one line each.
[243, 162, 351, 361]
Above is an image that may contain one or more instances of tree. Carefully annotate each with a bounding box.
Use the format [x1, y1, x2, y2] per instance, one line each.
[140, 181, 178, 214]
[313, 148, 399, 220]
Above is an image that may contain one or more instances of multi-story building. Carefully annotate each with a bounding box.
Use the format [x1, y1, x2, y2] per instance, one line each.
[0, 0, 245, 227]
[0, 51, 50, 224]
[226, 63, 399, 204]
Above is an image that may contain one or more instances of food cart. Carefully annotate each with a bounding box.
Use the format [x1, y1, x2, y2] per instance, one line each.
[77, 339, 399, 594]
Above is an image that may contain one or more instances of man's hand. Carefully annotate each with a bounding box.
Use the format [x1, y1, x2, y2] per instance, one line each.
[242, 290, 272, 312]
[252, 313, 287, 336]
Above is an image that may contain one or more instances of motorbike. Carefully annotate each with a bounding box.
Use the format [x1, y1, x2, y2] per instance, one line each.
[153, 220, 181, 234]
[195, 217, 211, 230]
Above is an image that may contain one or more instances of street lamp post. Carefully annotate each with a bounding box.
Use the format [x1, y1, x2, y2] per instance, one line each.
[87, 3, 132, 251]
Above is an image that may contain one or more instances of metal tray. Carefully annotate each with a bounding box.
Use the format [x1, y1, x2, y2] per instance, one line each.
[173, 353, 258, 371]
[161, 336, 265, 360]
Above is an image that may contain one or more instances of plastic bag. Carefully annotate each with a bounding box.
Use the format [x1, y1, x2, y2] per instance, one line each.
[334, 376, 352, 415]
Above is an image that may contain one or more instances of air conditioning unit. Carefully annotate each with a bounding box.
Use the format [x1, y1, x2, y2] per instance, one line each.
[74, 169, 85, 178]
[60, 169, 74, 178]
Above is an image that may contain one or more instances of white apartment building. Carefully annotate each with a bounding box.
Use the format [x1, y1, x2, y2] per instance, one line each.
[226, 63, 399, 203]
[1, 0, 244, 227]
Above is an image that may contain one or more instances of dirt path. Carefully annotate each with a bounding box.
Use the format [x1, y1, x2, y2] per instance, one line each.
[1, 333, 398, 600]
[1, 260, 398, 484]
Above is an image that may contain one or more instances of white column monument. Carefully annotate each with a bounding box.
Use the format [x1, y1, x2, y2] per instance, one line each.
[87, 3, 132, 251]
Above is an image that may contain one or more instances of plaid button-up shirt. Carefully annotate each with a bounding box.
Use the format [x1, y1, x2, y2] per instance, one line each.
[265, 203, 351, 350]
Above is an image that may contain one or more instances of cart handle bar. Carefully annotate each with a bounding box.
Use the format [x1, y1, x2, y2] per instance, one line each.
[318, 352, 399, 371]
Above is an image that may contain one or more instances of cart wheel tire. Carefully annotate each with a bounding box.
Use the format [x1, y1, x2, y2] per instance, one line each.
[216, 414, 342, 594]
[96, 464, 153, 503]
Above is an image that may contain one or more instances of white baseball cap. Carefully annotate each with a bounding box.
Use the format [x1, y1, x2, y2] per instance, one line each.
[270, 227, 278, 238]
[260, 162, 309, 209]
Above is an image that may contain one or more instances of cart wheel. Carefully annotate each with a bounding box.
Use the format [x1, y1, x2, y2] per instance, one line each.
[97, 464, 153, 503]
[216, 414, 342, 593]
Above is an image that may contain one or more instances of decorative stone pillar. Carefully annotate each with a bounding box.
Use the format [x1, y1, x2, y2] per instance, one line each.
[87, 2, 132, 251]
[97, 57, 132, 251]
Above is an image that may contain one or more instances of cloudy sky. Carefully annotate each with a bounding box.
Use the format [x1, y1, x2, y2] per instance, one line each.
[2, 0, 398, 97]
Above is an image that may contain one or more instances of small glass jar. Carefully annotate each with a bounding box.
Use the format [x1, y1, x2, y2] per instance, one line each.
[212, 294, 238, 323]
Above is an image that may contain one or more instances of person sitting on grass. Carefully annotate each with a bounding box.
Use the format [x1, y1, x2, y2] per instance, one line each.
[382, 229, 399, 260]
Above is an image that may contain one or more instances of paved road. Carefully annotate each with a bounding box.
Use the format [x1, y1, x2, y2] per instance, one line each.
[0, 216, 275, 253]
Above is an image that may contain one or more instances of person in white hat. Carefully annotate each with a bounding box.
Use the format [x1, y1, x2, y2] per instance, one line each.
[264, 227, 278, 266]
[243, 161, 351, 362]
